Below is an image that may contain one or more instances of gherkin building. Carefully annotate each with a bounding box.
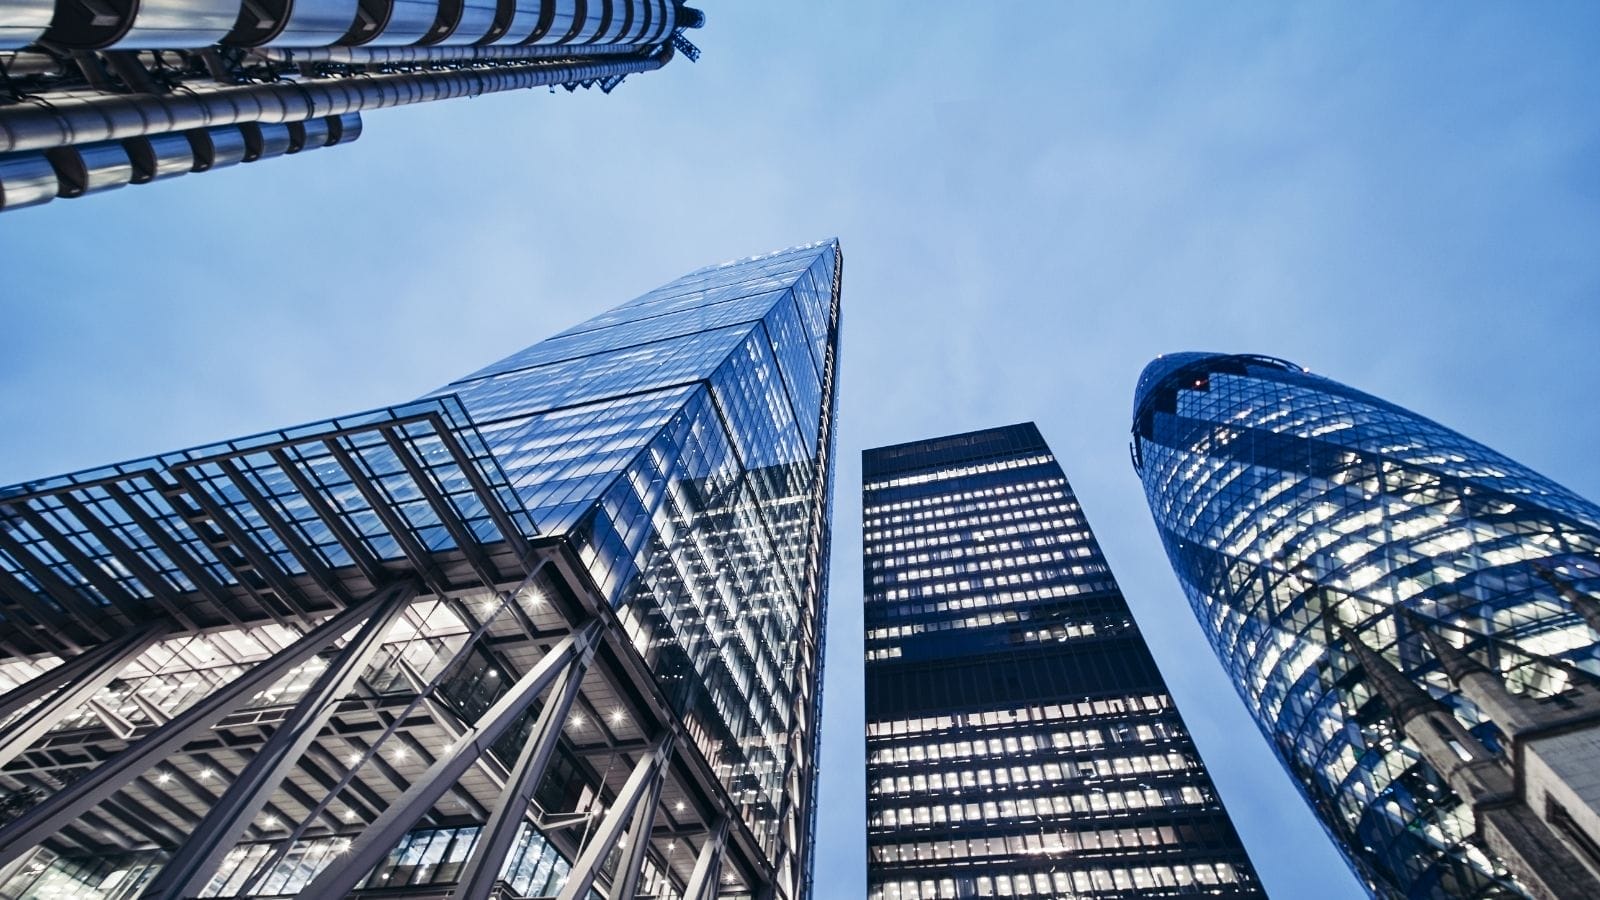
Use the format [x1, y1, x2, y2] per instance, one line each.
[1131, 352, 1600, 899]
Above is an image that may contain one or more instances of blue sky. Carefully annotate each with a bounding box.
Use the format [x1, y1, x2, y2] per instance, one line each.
[3, 3, 1599, 897]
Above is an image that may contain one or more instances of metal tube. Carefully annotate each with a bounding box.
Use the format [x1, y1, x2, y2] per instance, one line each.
[0, 590, 405, 869]
[452, 635, 595, 900]
[0, 623, 166, 767]
[0, 53, 664, 153]
[139, 580, 420, 900]
[252, 40, 637, 64]
[681, 818, 730, 900]
[554, 734, 676, 900]
[298, 620, 603, 899]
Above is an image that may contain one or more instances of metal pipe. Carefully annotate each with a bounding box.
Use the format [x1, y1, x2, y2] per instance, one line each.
[0, 590, 407, 869]
[140, 580, 420, 900]
[452, 634, 595, 900]
[554, 734, 676, 900]
[0, 52, 664, 153]
[251, 40, 637, 64]
[0, 623, 166, 766]
[298, 620, 603, 899]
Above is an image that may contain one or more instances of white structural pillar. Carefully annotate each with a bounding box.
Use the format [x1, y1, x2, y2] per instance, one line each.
[681, 818, 731, 900]
[555, 733, 676, 900]
[453, 633, 597, 900]
[299, 620, 602, 899]
[0, 622, 166, 769]
[0, 588, 407, 869]
[140, 580, 420, 899]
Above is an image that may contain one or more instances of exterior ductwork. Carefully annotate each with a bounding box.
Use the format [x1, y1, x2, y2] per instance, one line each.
[126, 131, 196, 182]
[0, 0, 693, 213]
[0, 55, 658, 153]
[0, 113, 357, 211]
[0, 151, 58, 209]
[0, 0, 58, 50]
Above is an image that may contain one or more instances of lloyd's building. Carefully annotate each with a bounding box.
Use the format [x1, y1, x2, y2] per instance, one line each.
[0, 239, 840, 900]
[0, 0, 705, 212]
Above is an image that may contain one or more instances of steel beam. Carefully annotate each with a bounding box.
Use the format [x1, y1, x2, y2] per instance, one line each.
[299, 620, 602, 898]
[0, 622, 165, 770]
[0, 586, 405, 869]
[454, 635, 597, 900]
[0, 625, 155, 725]
[612, 765, 669, 900]
[140, 579, 419, 899]
[555, 734, 677, 900]
[681, 818, 731, 900]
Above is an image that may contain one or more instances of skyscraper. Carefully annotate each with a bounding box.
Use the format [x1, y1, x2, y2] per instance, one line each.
[1131, 352, 1600, 899]
[863, 423, 1264, 900]
[0, 238, 839, 900]
[0, 0, 704, 213]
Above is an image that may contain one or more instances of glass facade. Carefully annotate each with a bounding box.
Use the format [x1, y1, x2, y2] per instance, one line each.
[1131, 352, 1600, 899]
[0, 239, 840, 900]
[863, 423, 1263, 900]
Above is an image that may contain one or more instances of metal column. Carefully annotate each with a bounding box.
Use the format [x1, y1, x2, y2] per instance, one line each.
[681, 818, 731, 900]
[611, 764, 669, 900]
[140, 580, 420, 899]
[452, 632, 597, 900]
[0, 622, 165, 768]
[299, 620, 602, 898]
[0, 587, 407, 869]
[555, 734, 676, 900]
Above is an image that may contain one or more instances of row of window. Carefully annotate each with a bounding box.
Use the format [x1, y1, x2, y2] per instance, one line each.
[868, 578, 1119, 622]
[864, 478, 1066, 516]
[865, 506, 1081, 544]
[868, 551, 1102, 586]
[869, 544, 1094, 573]
[870, 750, 1198, 795]
[867, 695, 1172, 738]
[869, 860, 1246, 899]
[869, 784, 1213, 830]
[864, 455, 1056, 492]
[871, 822, 1225, 864]
[867, 532, 1091, 563]
[867, 608, 1110, 644]
[865, 489, 1069, 528]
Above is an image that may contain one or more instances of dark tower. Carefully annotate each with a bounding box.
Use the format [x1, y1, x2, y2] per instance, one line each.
[863, 423, 1264, 900]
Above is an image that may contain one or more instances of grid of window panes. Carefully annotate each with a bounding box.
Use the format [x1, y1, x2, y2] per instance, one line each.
[1132, 352, 1600, 900]
[441, 239, 841, 889]
[863, 424, 1263, 900]
[0, 241, 841, 900]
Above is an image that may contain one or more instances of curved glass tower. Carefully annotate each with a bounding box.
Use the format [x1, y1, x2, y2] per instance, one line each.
[1130, 352, 1600, 899]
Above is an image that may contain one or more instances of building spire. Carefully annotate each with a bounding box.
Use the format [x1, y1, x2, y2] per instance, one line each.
[1335, 623, 1442, 724]
[1401, 609, 1542, 734]
[1533, 561, 1600, 634]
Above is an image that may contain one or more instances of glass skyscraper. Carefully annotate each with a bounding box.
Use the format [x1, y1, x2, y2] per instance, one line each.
[1131, 352, 1600, 899]
[0, 1, 704, 213]
[0, 239, 839, 900]
[863, 423, 1264, 900]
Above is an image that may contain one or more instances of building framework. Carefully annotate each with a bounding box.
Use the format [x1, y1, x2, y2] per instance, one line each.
[0, 0, 704, 212]
[1132, 351, 1600, 899]
[0, 239, 840, 900]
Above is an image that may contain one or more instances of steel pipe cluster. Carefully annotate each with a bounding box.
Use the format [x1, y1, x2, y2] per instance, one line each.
[0, 0, 676, 51]
[0, 1, 700, 213]
[0, 111, 359, 210]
